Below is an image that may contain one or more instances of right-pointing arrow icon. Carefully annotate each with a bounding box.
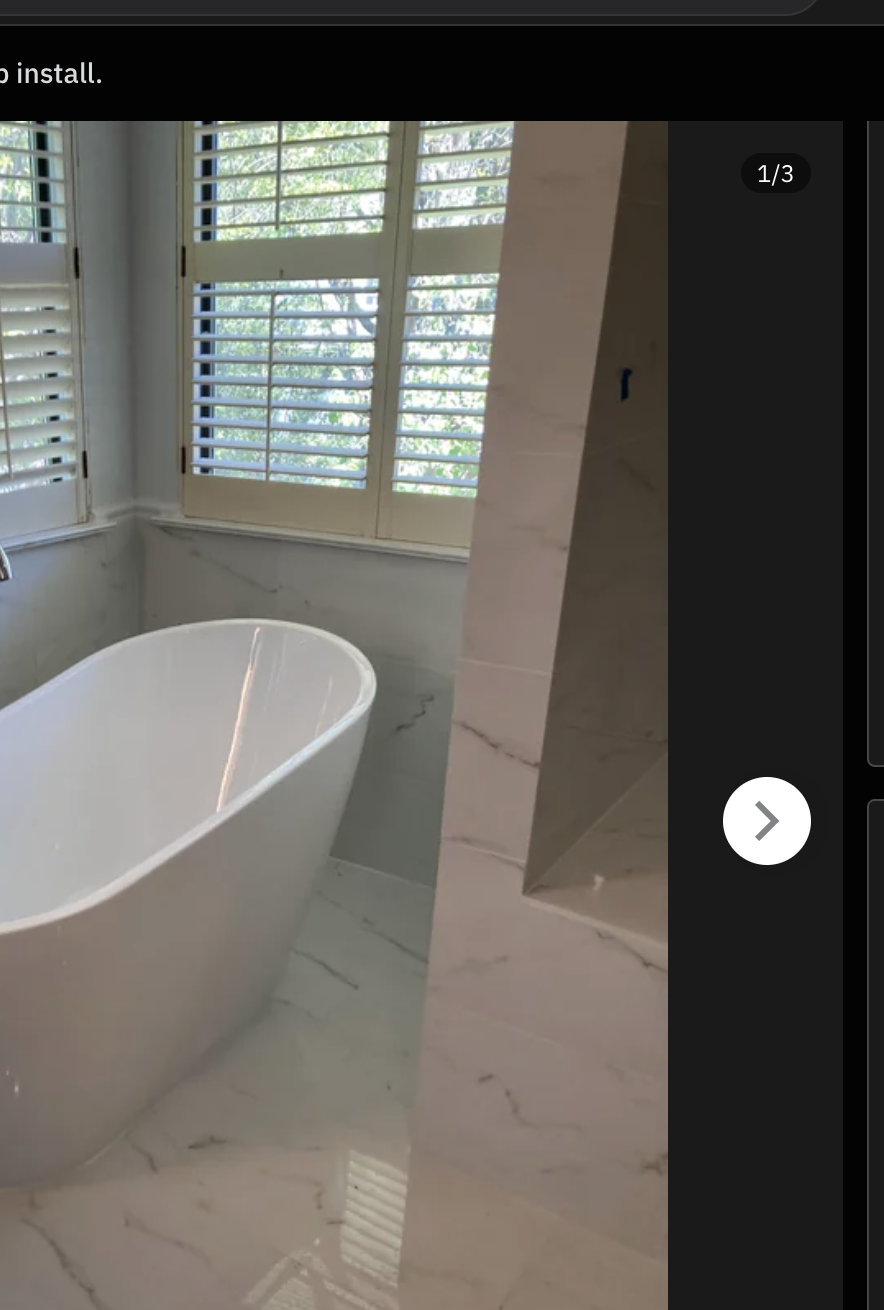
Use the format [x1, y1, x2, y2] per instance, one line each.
[755, 801, 779, 840]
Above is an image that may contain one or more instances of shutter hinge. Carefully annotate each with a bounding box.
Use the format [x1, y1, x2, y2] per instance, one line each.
[181, 447, 187, 475]
[73, 247, 81, 279]
[81, 449, 89, 479]
[180, 246, 187, 278]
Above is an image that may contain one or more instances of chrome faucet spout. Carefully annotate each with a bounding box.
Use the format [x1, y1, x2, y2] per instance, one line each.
[0, 544, 12, 582]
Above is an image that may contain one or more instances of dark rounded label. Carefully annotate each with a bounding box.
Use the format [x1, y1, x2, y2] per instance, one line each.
[741, 154, 811, 194]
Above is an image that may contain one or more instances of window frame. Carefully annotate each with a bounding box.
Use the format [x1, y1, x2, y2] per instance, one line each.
[0, 119, 87, 539]
[177, 120, 510, 550]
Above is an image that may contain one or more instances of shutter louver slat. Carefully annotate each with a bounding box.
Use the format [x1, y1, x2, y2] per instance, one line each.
[0, 283, 79, 497]
[7, 442, 77, 471]
[381, 122, 514, 529]
[2, 371, 73, 404]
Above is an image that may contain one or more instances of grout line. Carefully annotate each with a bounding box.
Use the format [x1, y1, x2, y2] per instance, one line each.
[582, 428, 668, 457]
[456, 654, 552, 680]
[440, 837, 528, 875]
[330, 857, 437, 897]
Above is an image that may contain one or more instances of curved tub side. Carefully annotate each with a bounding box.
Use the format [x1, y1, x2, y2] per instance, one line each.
[0, 712, 368, 1188]
[0, 619, 376, 937]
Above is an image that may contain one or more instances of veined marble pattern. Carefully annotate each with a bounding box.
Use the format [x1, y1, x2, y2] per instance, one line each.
[415, 994, 668, 1261]
[462, 447, 584, 676]
[428, 843, 667, 1074]
[416, 845, 667, 1259]
[482, 120, 628, 463]
[443, 658, 551, 866]
[406, 121, 668, 1262]
[461, 121, 627, 676]
[140, 522, 467, 673]
[0, 861, 665, 1310]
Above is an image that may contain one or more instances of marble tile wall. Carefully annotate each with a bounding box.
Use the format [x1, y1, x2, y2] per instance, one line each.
[141, 520, 467, 886]
[528, 120, 669, 883]
[411, 121, 669, 1261]
[0, 518, 141, 710]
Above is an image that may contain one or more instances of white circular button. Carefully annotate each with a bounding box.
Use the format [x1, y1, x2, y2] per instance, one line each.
[723, 777, 811, 865]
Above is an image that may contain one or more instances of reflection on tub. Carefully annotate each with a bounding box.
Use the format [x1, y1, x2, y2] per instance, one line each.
[0, 619, 375, 1187]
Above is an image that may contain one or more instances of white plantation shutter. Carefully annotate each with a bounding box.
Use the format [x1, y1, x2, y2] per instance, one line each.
[0, 286, 79, 484]
[379, 120, 514, 546]
[181, 120, 515, 547]
[183, 120, 400, 536]
[0, 121, 83, 537]
[0, 120, 68, 243]
[413, 120, 513, 229]
[391, 272, 497, 493]
[190, 278, 379, 486]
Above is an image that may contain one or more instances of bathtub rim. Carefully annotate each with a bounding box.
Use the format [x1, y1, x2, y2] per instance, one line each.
[0, 618, 376, 939]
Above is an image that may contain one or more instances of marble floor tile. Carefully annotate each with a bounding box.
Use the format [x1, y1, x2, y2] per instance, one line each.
[414, 995, 668, 1258]
[502, 1213, 667, 1310]
[398, 1155, 666, 1310]
[0, 859, 666, 1310]
[396, 1154, 556, 1310]
[0, 861, 430, 1310]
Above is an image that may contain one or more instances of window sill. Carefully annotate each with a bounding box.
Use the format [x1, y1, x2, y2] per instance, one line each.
[150, 510, 471, 565]
[2, 516, 119, 555]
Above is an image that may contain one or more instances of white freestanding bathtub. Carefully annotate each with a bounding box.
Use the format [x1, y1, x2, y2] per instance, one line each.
[0, 619, 375, 1187]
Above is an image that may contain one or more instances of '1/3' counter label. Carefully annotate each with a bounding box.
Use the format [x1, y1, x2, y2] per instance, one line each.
[741, 154, 811, 193]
